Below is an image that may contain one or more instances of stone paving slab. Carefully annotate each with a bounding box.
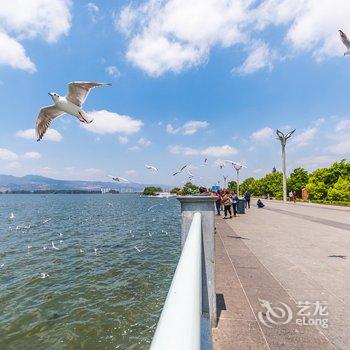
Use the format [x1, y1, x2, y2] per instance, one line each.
[213, 216, 337, 350]
[220, 202, 350, 349]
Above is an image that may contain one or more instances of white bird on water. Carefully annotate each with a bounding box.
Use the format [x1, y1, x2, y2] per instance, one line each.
[339, 30, 350, 55]
[51, 241, 59, 250]
[108, 175, 129, 183]
[134, 246, 147, 253]
[40, 272, 49, 279]
[145, 165, 158, 172]
[35, 81, 111, 141]
[9, 212, 15, 220]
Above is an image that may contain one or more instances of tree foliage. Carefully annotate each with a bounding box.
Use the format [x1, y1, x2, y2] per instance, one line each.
[182, 182, 199, 195]
[237, 160, 350, 202]
[143, 186, 162, 196]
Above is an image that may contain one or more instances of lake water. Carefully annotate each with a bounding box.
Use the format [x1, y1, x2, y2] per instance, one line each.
[0, 194, 181, 349]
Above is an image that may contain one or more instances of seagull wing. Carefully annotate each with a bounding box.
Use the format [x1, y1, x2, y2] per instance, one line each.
[180, 164, 188, 172]
[339, 30, 350, 49]
[173, 171, 179, 176]
[36, 105, 64, 141]
[66, 81, 111, 107]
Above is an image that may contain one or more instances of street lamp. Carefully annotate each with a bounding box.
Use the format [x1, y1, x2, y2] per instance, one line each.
[223, 175, 228, 189]
[233, 163, 243, 197]
[276, 129, 296, 202]
[223, 160, 246, 196]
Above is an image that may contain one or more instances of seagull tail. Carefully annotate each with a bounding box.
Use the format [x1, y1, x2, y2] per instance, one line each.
[78, 110, 93, 124]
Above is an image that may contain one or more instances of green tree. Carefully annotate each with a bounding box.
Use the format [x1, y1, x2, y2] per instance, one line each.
[288, 167, 309, 197]
[143, 186, 162, 196]
[240, 177, 256, 195]
[260, 171, 284, 199]
[227, 180, 237, 191]
[327, 177, 350, 201]
[170, 187, 181, 194]
[182, 182, 199, 195]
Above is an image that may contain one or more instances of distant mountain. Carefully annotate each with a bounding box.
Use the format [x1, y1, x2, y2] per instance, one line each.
[0, 174, 170, 193]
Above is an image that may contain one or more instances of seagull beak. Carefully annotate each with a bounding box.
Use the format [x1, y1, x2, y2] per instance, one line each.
[48, 93, 53, 97]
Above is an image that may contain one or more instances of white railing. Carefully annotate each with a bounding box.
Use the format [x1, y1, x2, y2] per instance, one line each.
[150, 212, 202, 350]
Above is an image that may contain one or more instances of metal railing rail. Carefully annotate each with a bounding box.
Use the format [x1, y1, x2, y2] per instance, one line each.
[150, 212, 202, 350]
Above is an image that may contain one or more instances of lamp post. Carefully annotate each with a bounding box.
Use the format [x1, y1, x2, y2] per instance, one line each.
[276, 129, 296, 202]
[223, 175, 228, 189]
[233, 164, 242, 197]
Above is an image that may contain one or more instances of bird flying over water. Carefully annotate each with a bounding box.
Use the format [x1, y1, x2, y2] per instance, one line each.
[35, 81, 111, 141]
[108, 175, 129, 183]
[339, 30, 350, 55]
[145, 165, 158, 172]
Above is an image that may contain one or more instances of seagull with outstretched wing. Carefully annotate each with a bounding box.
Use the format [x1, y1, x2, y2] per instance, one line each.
[172, 164, 188, 176]
[108, 175, 129, 183]
[339, 30, 350, 55]
[35, 81, 111, 141]
[145, 165, 158, 172]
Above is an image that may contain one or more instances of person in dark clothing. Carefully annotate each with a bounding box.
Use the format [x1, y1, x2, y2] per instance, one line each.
[257, 199, 265, 208]
[215, 190, 222, 215]
[231, 191, 238, 216]
[244, 190, 251, 208]
[222, 190, 232, 219]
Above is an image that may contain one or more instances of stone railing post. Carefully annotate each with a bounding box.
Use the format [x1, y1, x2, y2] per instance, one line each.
[177, 195, 217, 328]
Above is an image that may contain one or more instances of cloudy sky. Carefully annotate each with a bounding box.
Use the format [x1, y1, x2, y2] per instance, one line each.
[0, 0, 349, 187]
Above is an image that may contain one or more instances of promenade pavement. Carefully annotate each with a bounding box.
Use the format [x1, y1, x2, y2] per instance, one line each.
[212, 200, 349, 350]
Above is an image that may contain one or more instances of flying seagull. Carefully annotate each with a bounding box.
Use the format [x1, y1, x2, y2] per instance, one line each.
[339, 30, 350, 55]
[108, 175, 129, 183]
[145, 165, 158, 172]
[172, 164, 188, 176]
[35, 81, 111, 141]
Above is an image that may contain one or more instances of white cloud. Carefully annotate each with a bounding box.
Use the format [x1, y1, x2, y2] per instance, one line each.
[293, 127, 317, 147]
[327, 138, 350, 155]
[0, 148, 18, 160]
[251, 127, 274, 141]
[16, 128, 62, 142]
[22, 152, 41, 159]
[87, 2, 99, 22]
[82, 110, 143, 135]
[5, 161, 21, 170]
[128, 146, 140, 151]
[116, 0, 350, 76]
[125, 169, 137, 176]
[169, 144, 238, 157]
[118, 136, 129, 144]
[296, 155, 336, 168]
[0, 31, 36, 73]
[166, 120, 209, 135]
[335, 118, 350, 131]
[0, 0, 71, 72]
[233, 41, 275, 75]
[137, 137, 152, 147]
[105, 65, 120, 77]
[116, 0, 248, 76]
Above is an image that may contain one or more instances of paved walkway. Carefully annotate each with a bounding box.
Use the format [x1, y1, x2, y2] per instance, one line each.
[212, 201, 350, 350]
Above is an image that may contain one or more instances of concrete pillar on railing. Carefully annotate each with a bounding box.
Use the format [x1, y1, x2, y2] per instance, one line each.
[177, 195, 217, 329]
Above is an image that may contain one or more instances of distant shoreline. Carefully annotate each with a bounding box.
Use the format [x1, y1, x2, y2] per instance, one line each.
[0, 191, 142, 195]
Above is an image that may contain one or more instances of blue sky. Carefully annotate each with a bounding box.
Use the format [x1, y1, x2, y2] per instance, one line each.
[0, 0, 350, 187]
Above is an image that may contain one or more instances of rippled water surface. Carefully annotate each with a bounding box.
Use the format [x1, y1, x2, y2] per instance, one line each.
[0, 194, 181, 349]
